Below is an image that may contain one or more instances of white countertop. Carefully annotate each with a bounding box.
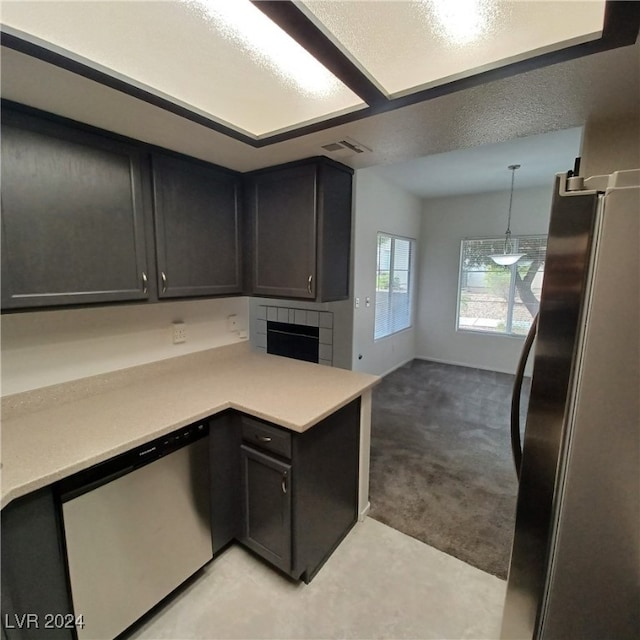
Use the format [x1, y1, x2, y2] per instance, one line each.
[1, 343, 379, 508]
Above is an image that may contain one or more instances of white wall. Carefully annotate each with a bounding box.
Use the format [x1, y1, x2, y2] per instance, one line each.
[1, 297, 249, 395]
[581, 113, 640, 178]
[351, 169, 422, 376]
[416, 186, 552, 374]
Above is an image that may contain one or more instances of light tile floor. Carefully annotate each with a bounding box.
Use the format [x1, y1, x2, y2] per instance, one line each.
[128, 518, 506, 640]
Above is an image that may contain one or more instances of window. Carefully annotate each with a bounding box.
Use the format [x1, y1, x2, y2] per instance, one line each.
[457, 235, 547, 336]
[375, 233, 414, 340]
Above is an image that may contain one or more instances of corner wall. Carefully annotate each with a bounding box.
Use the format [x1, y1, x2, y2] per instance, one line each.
[351, 169, 422, 376]
[416, 186, 552, 374]
[1, 297, 250, 395]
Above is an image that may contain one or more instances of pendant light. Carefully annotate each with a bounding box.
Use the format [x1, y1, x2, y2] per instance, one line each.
[490, 164, 525, 266]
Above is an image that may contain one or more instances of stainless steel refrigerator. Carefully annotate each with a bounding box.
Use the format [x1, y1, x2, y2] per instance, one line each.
[501, 169, 639, 640]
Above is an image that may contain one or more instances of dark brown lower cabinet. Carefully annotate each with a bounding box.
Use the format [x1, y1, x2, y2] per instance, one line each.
[209, 412, 242, 555]
[238, 399, 360, 583]
[1, 489, 74, 640]
[1, 400, 362, 639]
[241, 446, 292, 573]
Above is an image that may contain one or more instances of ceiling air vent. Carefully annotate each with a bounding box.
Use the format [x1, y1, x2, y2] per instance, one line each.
[321, 137, 372, 158]
[322, 142, 344, 152]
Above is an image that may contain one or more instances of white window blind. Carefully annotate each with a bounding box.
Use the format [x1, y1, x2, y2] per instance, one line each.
[458, 235, 547, 336]
[375, 233, 414, 340]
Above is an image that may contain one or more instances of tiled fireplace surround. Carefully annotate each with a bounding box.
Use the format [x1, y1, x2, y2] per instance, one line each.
[254, 305, 334, 367]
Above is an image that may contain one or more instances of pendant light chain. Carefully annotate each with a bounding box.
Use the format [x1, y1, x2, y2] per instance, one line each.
[504, 164, 520, 254]
[489, 164, 524, 266]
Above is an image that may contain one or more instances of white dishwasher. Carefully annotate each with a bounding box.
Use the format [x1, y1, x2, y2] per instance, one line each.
[59, 422, 213, 640]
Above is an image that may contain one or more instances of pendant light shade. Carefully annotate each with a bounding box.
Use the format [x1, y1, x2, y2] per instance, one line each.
[491, 252, 523, 266]
[490, 164, 525, 266]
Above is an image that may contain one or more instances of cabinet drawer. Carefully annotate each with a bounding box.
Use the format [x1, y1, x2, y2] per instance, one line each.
[240, 416, 292, 459]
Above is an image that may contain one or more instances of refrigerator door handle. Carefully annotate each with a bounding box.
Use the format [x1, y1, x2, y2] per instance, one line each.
[510, 313, 538, 480]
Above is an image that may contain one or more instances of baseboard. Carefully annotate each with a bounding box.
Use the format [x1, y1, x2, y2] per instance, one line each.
[378, 357, 415, 378]
[359, 501, 371, 522]
[413, 355, 519, 376]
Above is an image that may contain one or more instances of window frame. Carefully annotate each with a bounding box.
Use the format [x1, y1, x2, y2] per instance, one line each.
[374, 231, 415, 341]
[456, 234, 547, 338]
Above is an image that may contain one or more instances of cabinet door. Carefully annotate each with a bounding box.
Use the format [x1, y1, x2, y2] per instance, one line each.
[292, 398, 360, 582]
[240, 445, 291, 573]
[152, 154, 241, 298]
[209, 413, 241, 554]
[1, 110, 149, 309]
[1, 489, 74, 639]
[317, 163, 353, 302]
[251, 165, 317, 299]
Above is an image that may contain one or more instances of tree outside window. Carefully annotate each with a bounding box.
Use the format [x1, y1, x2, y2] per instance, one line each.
[458, 235, 546, 336]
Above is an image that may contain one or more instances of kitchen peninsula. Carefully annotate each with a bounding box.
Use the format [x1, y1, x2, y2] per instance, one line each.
[1, 343, 378, 639]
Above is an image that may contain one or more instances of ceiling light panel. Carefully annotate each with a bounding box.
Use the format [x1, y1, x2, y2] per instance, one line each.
[0, 0, 364, 137]
[299, 0, 607, 97]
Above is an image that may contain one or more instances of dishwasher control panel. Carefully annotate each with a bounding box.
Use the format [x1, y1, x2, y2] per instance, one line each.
[58, 421, 209, 501]
[139, 422, 208, 462]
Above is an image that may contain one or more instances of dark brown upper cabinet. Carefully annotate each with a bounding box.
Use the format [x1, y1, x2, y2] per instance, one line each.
[1, 109, 150, 310]
[1, 104, 354, 312]
[151, 153, 242, 299]
[246, 158, 353, 302]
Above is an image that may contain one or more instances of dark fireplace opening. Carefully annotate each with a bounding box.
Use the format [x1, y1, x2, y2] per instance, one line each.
[267, 321, 319, 363]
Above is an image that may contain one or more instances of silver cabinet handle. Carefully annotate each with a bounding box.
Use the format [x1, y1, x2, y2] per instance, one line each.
[281, 472, 288, 494]
[142, 272, 148, 294]
[161, 271, 167, 293]
[257, 435, 272, 443]
[307, 274, 313, 295]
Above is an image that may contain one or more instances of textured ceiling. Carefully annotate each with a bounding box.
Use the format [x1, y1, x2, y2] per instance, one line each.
[1, 0, 607, 138]
[300, 0, 605, 96]
[1, 1, 365, 137]
[1, 38, 638, 174]
[371, 127, 584, 198]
